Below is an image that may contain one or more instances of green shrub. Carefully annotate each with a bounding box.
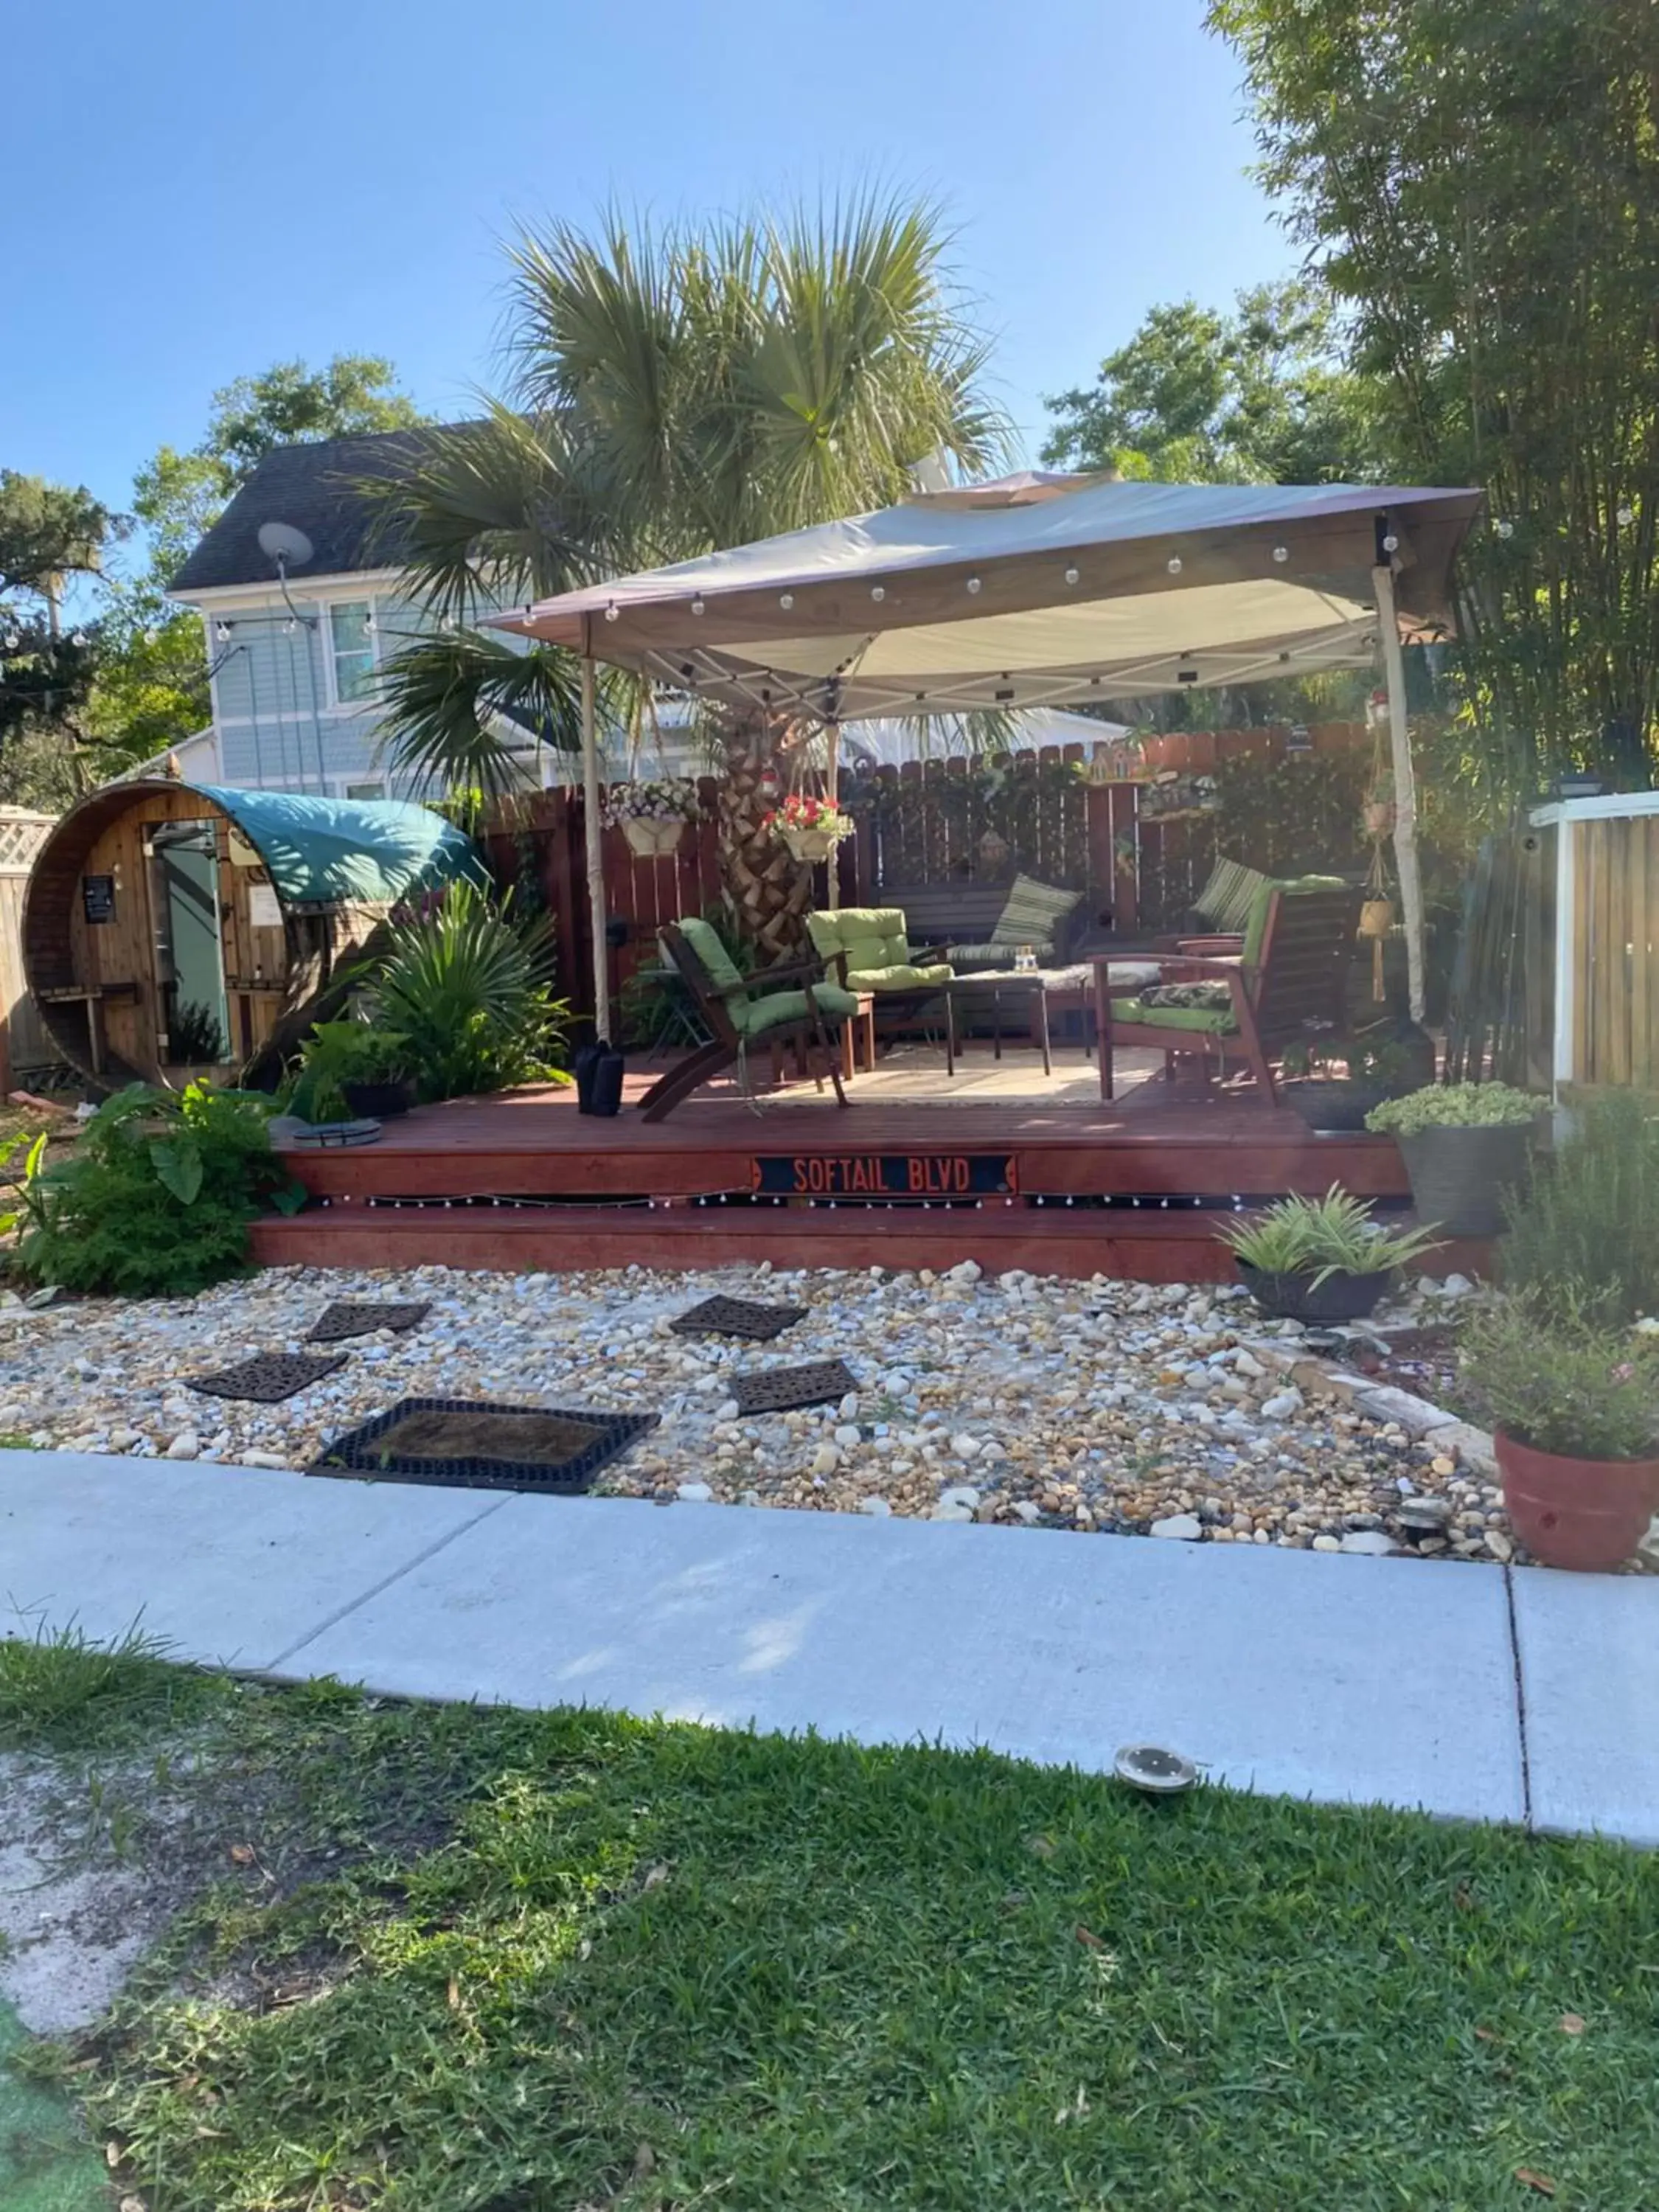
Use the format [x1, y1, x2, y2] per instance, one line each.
[1366, 1080, 1544, 1134]
[15, 1082, 305, 1298]
[364, 886, 570, 1103]
[1500, 1089, 1659, 1326]
[1221, 1186, 1442, 1285]
[1459, 1288, 1659, 1461]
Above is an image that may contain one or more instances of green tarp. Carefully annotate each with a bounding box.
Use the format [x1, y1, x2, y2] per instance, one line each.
[197, 786, 487, 909]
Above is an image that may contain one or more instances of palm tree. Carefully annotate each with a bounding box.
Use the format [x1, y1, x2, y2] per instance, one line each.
[376, 195, 1008, 954]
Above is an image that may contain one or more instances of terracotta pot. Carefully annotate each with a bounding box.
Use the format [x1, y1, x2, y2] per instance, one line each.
[1494, 1429, 1659, 1571]
[620, 815, 686, 858]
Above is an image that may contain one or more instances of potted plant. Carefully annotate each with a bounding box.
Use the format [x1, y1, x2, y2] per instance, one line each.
[1460, 1290, 1659, 1570]
[1221, 1186, 1442, 1323]
[1366, 1082, 1548, 1237]
[1280, 1022, 1430, 1134]
[602, 778, 702, 858]
[290, 1021, 414, 1121]
[763, 792, 855, 864]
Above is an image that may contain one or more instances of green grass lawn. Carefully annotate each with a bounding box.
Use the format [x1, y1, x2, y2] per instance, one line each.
[4, 1641, 1658, 2211]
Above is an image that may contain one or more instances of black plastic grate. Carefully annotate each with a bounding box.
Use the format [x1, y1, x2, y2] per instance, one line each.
[310, 1395, 658, 1494]
[307, 1300, 432, 1343]
[731, 1360, 858, 1416]
[670, 1295, 809, 1343]
[189, 1352, 349, 1404]
[285, 1119, 383, 1149]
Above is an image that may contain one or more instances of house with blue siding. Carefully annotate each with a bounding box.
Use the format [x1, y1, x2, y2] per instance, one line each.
[166, 428, 543, 798]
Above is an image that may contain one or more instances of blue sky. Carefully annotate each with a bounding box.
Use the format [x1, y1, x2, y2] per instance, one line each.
[9, 0, 1295, 527]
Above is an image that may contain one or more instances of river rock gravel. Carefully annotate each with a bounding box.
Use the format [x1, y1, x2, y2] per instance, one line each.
[0, 1261, 1514, 1562]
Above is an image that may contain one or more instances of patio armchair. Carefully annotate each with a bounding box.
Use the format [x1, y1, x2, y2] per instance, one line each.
[1096, 878, 1363, 1103]
[804, 906, 955, 1059]
[637, 917, 859, 1122]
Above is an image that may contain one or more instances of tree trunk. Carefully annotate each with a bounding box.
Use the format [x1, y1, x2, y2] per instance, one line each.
[718, 714, 813, 962]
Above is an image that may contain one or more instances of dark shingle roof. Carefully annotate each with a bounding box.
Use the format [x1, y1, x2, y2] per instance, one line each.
[168, 427, 448, 594]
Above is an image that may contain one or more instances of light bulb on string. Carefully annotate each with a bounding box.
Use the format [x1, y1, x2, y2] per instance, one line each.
[870, 585, 886, 602]
[1166, 556, 1183, 575]
[1618, 504, 1636, 526]
[1495, 519, 1514, 539]
[965, 575, 982, 595]
[1382, 533, 1399, 554]
[1063, 566, 1079, 586]
[604, 601, 619, 622]
[215, 622, 232, 642]
[779, 592, 794, 611]
[1272, 545, 1290, 563]
[690, 595, 706, 616]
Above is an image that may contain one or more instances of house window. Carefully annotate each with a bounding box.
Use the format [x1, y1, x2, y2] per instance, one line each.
[344, 779, 385, 801]
[329, 601, 378, 703]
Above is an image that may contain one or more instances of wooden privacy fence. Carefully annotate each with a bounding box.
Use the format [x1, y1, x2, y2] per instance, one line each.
[0, 808, 62, 1088]
[1555, 799, 1659, 1092]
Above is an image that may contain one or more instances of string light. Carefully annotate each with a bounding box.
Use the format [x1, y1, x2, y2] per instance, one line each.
[1382, 532, 1399, 554]
[215, 621, 232, 642]
[1063, 565, 1080, 585]
[1272, 545, 1290, 563]
[284, 618, 297, 636]
[1495, 519, 1514, 539]
[870, 585, 886, 602]
[965, 575, 982, 595]
[1166, 556, 1183, 574]
[690, 595, 706, 616]
[1618, 504, 1636, 526]
[604, 600, 619, 622]
[779, 592, 794, 611]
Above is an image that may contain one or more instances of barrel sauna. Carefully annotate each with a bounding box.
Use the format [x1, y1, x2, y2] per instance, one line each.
[21, 781, 483, 1088]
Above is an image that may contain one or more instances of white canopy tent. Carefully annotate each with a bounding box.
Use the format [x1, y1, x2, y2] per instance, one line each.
[493, 472, 1484, 1034]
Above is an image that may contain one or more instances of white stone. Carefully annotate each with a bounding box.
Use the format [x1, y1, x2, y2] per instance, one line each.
[164, 1432, 201, 1461]
[1340, 1531, 1397, 1557]
[838, 1392, 860, 1421]
[1423, 1421, 1499, 1478]
[947, 1260, 982, 1284]
[675, 1481, 714, 1503]
[1260, 1389, 1304, 1421]
[1439, 1273, 1474, 1298]
[858, 1495, 892, 1517]
[1312, 1534, 1342, 1553]
[833, 1425, 862, 1449]
[1012, 1500, 1043, 1524]
[1233, 1350, 1267, 1379]
[938, 1485, 981, 1512]
[240, 1450, 291, 1472]
[950, 1433, 982, 1461]
[714, 1399, 740, 1423]
[931, 1501, 975, 1523]
[1484, 1528, 1514, 1563]
[1150, 1513, 1203, 1541]
[810, 1444, 840, 1477]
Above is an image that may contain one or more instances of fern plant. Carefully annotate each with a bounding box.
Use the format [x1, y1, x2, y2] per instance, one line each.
[15, 1083, 305, 1298]
[364, 885, 570, 1102]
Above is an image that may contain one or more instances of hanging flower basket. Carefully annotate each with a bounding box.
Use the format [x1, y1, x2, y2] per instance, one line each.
[762, 793, 854, 866]
[602, 779, 701, 859]
[621, 815, 686, 858]
[1363, 799, 1397, 838]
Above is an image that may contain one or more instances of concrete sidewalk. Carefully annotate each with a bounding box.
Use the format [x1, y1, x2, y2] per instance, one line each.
[3, 1448, 1655, 1844]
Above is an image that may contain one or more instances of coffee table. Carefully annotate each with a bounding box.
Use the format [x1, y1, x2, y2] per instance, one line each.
[942, 972, 1053, 1076]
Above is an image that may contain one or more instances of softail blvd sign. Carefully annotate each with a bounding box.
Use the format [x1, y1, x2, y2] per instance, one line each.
[751, 1154, 1017, 1198]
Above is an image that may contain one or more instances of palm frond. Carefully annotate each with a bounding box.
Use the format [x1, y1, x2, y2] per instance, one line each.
[375, 629, 582, 802]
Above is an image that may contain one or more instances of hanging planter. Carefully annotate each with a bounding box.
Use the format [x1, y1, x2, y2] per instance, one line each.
[1363, 799, 1397, 838]
[602, 779, 702, 860]
[762, 793, 854, 867]
[620, 815, 686, 859]
[1358, 895, 1395, 940]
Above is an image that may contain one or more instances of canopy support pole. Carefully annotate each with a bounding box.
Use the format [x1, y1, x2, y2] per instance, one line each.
[824, 720, 841, 911]
[580, 653, 610, 1044]
[1371, 560, 1426, 1025]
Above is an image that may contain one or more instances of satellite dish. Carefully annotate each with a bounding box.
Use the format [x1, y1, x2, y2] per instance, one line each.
[257, 521, 314, 568]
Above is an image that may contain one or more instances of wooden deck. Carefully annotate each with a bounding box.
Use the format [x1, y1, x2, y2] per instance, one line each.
[248, 1065, 1471, 1283]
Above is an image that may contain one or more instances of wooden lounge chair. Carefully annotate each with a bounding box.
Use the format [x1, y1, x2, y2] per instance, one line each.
[637, 917, 860, 1122]
[1095, 878, 1363, 1103]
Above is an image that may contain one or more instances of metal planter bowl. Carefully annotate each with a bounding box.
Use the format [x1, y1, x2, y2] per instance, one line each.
[1234, 1259, 1394, 1324]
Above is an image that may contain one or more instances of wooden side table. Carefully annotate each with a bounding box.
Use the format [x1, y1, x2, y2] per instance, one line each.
[840, 993, 877, 1080]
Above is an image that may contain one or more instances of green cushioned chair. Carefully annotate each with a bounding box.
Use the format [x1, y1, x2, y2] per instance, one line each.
[638, 917, 860, 1121]
[1098, 877, 1363, 1104]
[804, 908, 953, 994]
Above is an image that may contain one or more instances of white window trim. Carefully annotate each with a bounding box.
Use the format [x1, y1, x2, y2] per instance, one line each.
[326, 594, 381, 711]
